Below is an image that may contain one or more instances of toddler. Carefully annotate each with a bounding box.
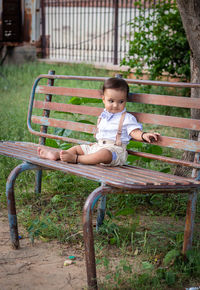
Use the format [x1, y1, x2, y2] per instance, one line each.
[37, 77, 160, 166]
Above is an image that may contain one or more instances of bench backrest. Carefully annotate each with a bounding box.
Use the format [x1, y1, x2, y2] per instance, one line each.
[27, 71, 200, 173]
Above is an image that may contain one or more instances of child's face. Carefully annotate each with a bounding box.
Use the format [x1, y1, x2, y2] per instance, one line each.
[102, 89, 127, 114]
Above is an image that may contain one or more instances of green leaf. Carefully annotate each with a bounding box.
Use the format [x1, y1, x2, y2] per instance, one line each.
[51, 195, 62, 204]
[165, 271, 176, 285]
[160, 167, 171, 173]
[77, 120, 95, 125]
[127, 140, 143, 149]
[54, 127, 65, 136]
[45, 139, 59, 148]
[142, 261, 154, 270]
[163, 249, 180, 266]
[69, 97, 82, 105]
[55, 111, 74, 116]
[148, 145, 163, 155]
[141, 157, 151, 163]
[110, 237, 117, 245]
[127, 155, 141, 164]
[123, 265, 132, 273]
[69, 97, 102, 105]
[115, 208, 135, 217]
[82, 98, 102, 104]
[59, 143, 72, 150]
[62, 129, 72, 137]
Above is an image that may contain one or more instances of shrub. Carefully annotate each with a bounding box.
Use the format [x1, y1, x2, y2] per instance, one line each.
[121, 0, 190, 80]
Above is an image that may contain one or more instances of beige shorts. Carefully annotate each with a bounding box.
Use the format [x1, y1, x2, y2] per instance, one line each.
[80, 139, 128, 166]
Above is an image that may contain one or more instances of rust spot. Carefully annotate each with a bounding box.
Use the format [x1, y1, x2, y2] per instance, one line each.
[24, 12, 32, 42]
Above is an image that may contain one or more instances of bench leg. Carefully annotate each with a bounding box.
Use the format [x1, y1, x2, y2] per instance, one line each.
[83, 185, 113, 289]
[35, 169, 42, 194]
[96, 195, 106, 231]
[182, 190, 198, 254]
[6, 162, 42, 249]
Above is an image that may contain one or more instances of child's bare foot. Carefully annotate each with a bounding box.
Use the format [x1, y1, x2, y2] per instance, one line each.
[60, 150, 77, 163]
[37, 147, 60, 161]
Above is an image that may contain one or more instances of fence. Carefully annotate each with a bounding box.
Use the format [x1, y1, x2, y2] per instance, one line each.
[41, 0, 171, 65]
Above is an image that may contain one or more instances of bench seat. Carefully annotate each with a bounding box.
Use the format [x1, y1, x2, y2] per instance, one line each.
[1, 141, 199, 192]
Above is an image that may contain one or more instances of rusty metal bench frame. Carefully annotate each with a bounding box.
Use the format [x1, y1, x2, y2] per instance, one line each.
[0, 71, 200, 289]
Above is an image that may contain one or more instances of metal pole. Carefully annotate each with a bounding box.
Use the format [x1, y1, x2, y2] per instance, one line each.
[113, 0, 119, 64]
[41, 0, 46, 58]
[35, 70, 55, 194]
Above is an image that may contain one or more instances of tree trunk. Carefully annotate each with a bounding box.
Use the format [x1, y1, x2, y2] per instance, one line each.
[175, 1, 200, 176]
[176, 0, 200, 119]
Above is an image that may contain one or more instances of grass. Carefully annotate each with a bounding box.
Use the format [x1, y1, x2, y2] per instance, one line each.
[0, 61, 200, 289]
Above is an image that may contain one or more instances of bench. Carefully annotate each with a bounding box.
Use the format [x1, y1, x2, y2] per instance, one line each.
[0, 70, 200, 289]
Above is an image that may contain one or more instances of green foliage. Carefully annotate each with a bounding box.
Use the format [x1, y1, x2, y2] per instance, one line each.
[121, 0, 190, 80]
[69, 96, 101, 105]
[163, 249, 180, 266]
[98, 208, 138, 247]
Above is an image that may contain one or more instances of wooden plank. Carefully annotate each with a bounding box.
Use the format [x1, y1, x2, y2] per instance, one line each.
[107, 165, 190, 185]
[123, 165, 199, 184]
[36, 86, 101, 99]
[81, 164, 175, 185]
[34, 100, 102, 116]
[153, 136, 200, 152]
[36, 86, 200, 109]
[34, 101, 199, 130]
[31, 115, 96, 134]
[129, 93, 200, 109]
[127, 150, 200, 169]
[133, 112, 200, 130]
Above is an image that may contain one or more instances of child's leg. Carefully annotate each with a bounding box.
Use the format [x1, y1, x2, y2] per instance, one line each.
[37, 147, 61, 160]
[60, 145, 84, 162]
[60, 148, 112, 165]
[38, 145, 83, 161]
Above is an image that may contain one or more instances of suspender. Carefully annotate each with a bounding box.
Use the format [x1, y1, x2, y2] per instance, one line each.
[115, 111, 126, 146]
[95, 111, 126, 146]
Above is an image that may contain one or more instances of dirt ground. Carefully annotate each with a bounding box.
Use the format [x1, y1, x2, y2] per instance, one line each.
[0, 211, 88, 290]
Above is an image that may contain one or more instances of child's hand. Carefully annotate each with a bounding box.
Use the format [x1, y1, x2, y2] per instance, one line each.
[141, 132, 160, 143]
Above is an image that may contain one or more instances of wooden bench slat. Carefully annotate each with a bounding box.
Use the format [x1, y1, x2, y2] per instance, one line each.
[36, 85, 200, 109]
[34, 101, 199, 130]
[74, 163, 165, 185]
[36, 85, 101, 99]
[78, 164, 177, 186]
[133, 112, 200, 130]
[31, 115, 96, 134]
[124, 165, 200, 184]
[127, 150, 200, 169]
[108, 165, 196, 185]
[34, 100, 102, 116]
[129, 93, 200, 109]
[155, 136, 200, 152]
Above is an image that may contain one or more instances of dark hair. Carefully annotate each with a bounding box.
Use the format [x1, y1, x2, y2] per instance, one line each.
[102, 77, 129, 97]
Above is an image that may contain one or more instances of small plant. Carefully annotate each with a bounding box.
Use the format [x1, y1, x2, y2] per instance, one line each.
[121, 0, 190, 80]
[98, 207, 138, 249]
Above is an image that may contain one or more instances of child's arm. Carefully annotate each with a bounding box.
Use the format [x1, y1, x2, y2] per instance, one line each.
[130, 129, 160, 143]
